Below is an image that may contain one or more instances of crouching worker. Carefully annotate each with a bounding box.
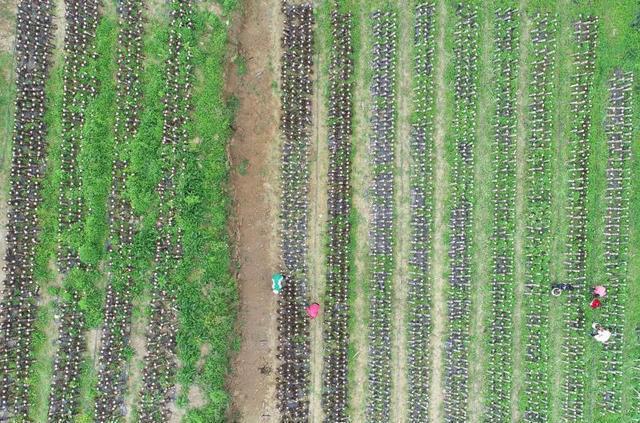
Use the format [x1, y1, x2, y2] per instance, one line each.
[591, 323, 611, 344]
[272, 273, 284, 294]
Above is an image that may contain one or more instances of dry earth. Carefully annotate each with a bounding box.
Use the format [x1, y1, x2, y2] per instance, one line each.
[224, 0, 282, 420]
[307, 10, 329, 422]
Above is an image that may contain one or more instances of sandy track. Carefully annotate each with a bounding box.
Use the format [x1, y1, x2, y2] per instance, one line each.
[225, 0, 282, 420]
[308, 7, 328, 421]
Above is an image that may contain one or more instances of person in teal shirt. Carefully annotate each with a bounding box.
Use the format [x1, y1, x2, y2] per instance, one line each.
[272, 273, 284, 294]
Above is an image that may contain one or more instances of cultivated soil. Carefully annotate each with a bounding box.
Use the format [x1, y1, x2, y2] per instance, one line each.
[224, 0, 282, 421]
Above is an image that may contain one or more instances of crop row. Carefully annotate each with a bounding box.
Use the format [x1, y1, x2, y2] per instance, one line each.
[0, 1, 55, 419]
[366, 10, 397, 422]
[599, 70, 633, 413]
[47, 1, 101, 420]
[522, 13, 557, 423]
[137, 1, 194, 421]
[443, 4, 478, 422]
[275, 2, 314, 420]
[321, 6, 354, 423]
[406, 3, 435, 422]
[561, 15, 597, 422]
[94, 0, 145, 420]
[486, 7, 519, 422]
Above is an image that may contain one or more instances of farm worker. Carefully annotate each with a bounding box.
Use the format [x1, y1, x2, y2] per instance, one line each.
[272, 273, 284, 294]
[591, 323, 611, 344]
[306, 303, 320, 319]
[551, 283, 574, 296]
[590, 298, 602, 309]
[593, 285, 607, 298]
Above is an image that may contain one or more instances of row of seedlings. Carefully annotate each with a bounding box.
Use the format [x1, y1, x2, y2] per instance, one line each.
[48, 0, 101, 420]
[599, 70, 633, 413]
[137, 1, 194, 420]
[321, 5, 354, 423]
[443, 4, 479, 422]
[94, 0, 145, 420]
[0, 1, 55, 419]
[486, 7, 519, 421]
[366, 10, 398, 422]
[406, 3, 436, 422]
[522, 13, 557, 423]
[562, 15, 598, 422]
[275, 2, 315, 420]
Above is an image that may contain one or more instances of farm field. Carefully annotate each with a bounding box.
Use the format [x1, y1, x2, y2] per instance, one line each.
[0, 0, 639, 423]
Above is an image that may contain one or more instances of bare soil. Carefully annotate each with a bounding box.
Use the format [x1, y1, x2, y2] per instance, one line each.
[224, 0, 282, 420]
[124, 303, 148, 422]
[307, 13, 329, 422]
[0, 0, 16, 54]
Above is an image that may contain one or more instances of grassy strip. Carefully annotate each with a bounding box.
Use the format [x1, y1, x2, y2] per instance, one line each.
[68, 15, 117, 327]
[137, 0, 199, 418]
[0, 52, 15, 164]
[171, 10, 238, 422]
[60, 16, 118, 421]
[43, 10, 117, 421]
[91, 1, 158, 419]
[27, 52, 65, 422]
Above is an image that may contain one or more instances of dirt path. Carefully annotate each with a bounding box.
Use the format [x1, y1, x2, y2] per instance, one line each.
[428, 0, 449, 421]
[467, 4, 493, 421]
[308, 8, 328, 421]
[124, 301, 148, 422]
[225, 0, 282, 420]
[389, 2, 412, 422]
[347, 3, 372, 421]
[511, 4, 530, 421]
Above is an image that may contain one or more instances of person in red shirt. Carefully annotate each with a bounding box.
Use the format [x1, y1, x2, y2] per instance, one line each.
[590, 298, 602, 309]
[306, 303, 320, 319]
